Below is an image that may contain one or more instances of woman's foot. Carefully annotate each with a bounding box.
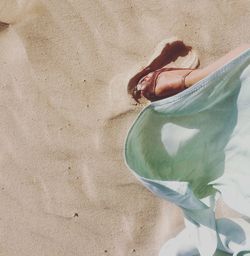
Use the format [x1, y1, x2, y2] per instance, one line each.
[137, 67, 196, 101]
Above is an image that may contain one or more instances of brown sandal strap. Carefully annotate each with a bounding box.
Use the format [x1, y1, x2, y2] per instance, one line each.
[139, 67, 196, 101]
[181, 69, 195, 89]
[139, 69, 165, 100]
[152, 67, 196, 95]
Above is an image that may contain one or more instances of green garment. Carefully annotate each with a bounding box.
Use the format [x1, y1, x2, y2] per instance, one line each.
[124, 48, 250, 255]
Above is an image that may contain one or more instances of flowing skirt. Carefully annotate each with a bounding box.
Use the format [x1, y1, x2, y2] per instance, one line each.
[124, 48, 250, 255]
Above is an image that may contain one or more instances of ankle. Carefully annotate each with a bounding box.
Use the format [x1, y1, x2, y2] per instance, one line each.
[185, 68, 202, 87]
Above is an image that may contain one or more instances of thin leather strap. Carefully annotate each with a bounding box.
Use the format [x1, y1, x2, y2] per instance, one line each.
[181, 69, 195, 89]
[139, 67, 196, 101]
[152, 67, 196, 95]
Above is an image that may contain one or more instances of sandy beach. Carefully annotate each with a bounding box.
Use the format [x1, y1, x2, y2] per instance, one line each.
[0, 1, 250, 255]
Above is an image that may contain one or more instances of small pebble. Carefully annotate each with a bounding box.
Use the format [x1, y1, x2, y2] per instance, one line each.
[104, 250, 108, 253]
[74, 213, 79, 217]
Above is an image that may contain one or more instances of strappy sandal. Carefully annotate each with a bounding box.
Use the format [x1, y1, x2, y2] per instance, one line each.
[135, 67, 196, 102]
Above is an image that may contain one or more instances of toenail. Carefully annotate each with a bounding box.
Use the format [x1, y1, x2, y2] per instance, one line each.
[137, 84, 142, 90]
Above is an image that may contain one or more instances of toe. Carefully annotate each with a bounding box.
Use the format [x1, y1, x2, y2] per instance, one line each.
[137, 82, 147, 91]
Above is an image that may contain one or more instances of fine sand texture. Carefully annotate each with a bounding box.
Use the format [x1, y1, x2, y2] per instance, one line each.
[0, 1, 250, 256]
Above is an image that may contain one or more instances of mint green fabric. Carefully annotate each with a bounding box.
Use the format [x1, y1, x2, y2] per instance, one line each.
[124, 48, 250, 255]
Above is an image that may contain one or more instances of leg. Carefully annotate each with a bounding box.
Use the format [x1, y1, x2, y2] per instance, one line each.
[185, 44, 250, 87]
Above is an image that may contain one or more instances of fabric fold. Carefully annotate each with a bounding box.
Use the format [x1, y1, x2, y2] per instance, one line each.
[124, 48, 250, 255]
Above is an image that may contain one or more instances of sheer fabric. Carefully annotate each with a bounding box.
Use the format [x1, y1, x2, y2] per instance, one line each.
[124, 48, 250, 255]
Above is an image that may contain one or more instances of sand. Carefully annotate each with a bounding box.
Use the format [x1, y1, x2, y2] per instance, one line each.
[0, 1, 249, 255]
